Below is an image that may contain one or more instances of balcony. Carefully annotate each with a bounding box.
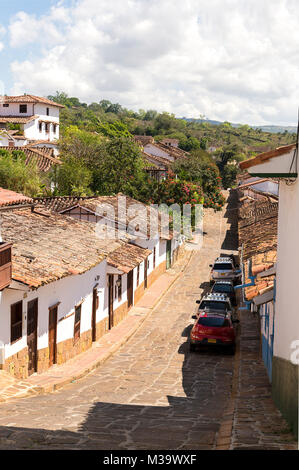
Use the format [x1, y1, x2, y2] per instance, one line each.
[0, 242, 12, 290]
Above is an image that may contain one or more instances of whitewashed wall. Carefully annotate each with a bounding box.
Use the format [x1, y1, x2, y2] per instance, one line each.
[0, 260, 108, 360]
[274, 179, 299, 361]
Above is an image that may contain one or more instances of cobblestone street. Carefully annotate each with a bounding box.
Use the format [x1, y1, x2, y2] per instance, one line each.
[0, 195, 297, 450]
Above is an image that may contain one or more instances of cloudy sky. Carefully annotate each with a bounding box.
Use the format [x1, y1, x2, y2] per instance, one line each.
[0, 0, 299, 125]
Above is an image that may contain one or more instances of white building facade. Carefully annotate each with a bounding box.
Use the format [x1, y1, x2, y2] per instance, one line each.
[0, 95, 64, 147]
[240, 143, 299, 437]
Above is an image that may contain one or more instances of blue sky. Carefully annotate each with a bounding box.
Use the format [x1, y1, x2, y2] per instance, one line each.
[0, 1, 59, 92]
[0, 0, 299, 125]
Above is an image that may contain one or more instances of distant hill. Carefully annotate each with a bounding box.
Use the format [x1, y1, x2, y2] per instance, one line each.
[182, 118, 297, 134]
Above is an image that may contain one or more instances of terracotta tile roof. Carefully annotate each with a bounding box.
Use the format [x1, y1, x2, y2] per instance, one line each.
[35, 194, 173, 240]
[0, 206, 123, 288]
[142, 150, 169, 168]
[0, 188, 32, 207]
[75, 195, 172, 240]
[0, 146, 61, 172]
[161, 138, 179, 145]
[240, 143, 296, 170]
[135, 135, 188, 160]
[0, 115, 38, 124]
[134, 135, 155, 146]
[238, 197, 278, 302]
[33, 196, 90, 213]
[25, 140, 58, 146]
[151, 141, 189, 160]
[244, 251, 276, 301]
[1, 95, 65, 108]
[239, 199, 278, 226]
[107, 243, 151, 273]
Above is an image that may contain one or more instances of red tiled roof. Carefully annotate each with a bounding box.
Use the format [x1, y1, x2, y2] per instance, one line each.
[0, 146, 61, 172]
[0, 115, 38, 124]
[0, 206, 123, 288]
[1, 95, 65, 108]
[134, 135, 155, 146]
[142, 150, 169, 168]
[34, 194, 173, 240]
[107, 243, 151, 273]
[0, 187, 32, 207]
[238, 196, 277, 302]
[240, 143, 296, 170]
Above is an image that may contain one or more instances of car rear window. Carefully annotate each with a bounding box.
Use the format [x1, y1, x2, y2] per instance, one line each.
[200, 301, 229, 311]
[197, 316, 230, 327]
[213, 284, 233, 293]
[213, 263, 233, 270]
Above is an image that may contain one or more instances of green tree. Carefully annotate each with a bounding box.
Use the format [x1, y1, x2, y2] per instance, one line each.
[55, 155, 92, 196]
[92, 137, 148, 197]
[0, 149, 43, 197]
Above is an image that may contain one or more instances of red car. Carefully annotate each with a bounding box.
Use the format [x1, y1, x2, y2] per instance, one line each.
[190, 312, 238, 354]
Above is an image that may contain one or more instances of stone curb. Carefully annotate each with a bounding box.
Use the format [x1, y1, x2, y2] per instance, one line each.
[0, 250, 193, 403]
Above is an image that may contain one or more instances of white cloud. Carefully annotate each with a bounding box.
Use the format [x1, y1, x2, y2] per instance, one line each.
[8, 0, 299, 125]
[0, 23, 6, 52]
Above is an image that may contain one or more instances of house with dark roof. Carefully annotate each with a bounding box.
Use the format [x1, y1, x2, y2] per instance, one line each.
[239, 141, 298, 437]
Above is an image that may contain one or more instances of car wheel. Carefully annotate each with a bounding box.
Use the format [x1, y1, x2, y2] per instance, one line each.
[229, 345, 236, 355]
[189, 343, 196, 352]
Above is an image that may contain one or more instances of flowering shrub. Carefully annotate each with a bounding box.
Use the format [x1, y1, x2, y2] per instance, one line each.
[150, 170, 225, 211]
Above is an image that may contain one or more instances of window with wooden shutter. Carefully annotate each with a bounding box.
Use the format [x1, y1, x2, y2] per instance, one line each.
[11, 301, 23, 343]
[137, 265, 140, 286]
[153, 247, 156, 269]
[74, 305, 81, 343]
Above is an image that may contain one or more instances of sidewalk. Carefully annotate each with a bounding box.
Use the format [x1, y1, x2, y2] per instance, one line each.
[0, 249, 193, 403]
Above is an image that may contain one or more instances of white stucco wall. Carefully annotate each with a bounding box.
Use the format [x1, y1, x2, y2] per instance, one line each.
[0, 103, 35, 116]
[0, 261, 108, 360]
[274, 179, 299, 361]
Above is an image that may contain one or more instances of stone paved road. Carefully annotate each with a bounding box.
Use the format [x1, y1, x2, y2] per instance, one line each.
[0, 194, 296, 450]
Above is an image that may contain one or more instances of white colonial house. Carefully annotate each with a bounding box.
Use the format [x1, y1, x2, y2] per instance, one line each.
[0, 94, 64, 151]
[240, 142, 299, 437]
[0, 191, 184, 381]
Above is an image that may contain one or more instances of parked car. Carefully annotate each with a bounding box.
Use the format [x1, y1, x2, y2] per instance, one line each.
[190, 311, 239, 354]
[196, 293, 235, 317]
[209, 256, 241, 285]
[211, 280, 237, 306]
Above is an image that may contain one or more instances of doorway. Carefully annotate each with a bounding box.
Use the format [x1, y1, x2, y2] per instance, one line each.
[27, 299, 38, 376]
[108, 275, 114, 329]
[48, 306, 58, 367]
[92, 288, 99, 342]
[127, 270, 133, 309]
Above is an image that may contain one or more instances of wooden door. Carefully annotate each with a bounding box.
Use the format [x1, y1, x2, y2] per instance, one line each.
[108, 275, 114, 329]
[144, 258, 148, 289]
[27, 299, 38, 375]
[92, 288, 98, 342]
[127, 270, 133, 309]
[166, 240, 172, 269]
[48, 306, 57, 367]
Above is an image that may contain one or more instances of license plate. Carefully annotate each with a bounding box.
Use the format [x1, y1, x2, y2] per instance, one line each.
[208, 338, 217, 343]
